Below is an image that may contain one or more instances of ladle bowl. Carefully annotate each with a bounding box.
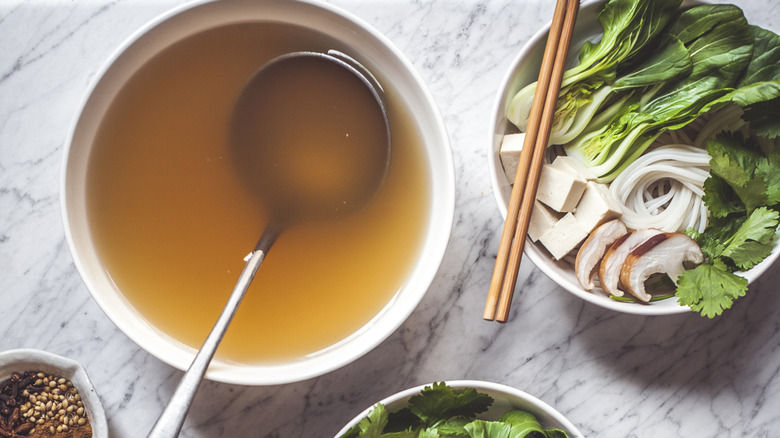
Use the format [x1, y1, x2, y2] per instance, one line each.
[231, 51, 391, 225]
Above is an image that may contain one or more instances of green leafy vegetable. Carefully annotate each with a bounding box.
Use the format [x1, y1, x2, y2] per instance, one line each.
[677, 132, 780, 317]
[706, 132, 780, 212]
[610, 293, 675, 303]
[676, 262, 748, 318]
[702, 175, 745, 219]
[339, 383, 570, 438]
[503, 0, 780, 315]
[345, 403, 389, 438]
[564, 3, 755, 181]
[743, 98, 780, 140]
[713, 207, 778, 270]
[506, 0, 684, 145]
[407, 382, 493, 426]
[705, 26, 780, 112]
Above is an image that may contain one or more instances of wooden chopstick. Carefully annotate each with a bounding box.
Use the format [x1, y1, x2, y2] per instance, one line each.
[483, 0, 569, 322]
[484, 0, 580, 322]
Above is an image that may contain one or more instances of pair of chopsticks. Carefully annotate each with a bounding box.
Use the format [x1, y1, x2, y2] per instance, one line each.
[484, 0, 580, 323]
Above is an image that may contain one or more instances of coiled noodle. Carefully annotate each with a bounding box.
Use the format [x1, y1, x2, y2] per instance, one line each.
[609, 144, 710, 233]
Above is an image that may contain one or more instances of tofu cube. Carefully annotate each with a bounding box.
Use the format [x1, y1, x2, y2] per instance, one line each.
[550, 155, 597, 181]
[528, 200, 563, 242]
[573, 181, 623, 233]
[535, 164, 587, 213]
[538, 213, 589, 260]
[499, 133, 525, 182]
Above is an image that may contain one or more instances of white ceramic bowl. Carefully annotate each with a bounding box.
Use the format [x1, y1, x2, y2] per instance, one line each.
[335, 380, 583, 437]
[488, 0, 780, 315]
[62, 0, 454, 385]
[0, 349, 108, 438]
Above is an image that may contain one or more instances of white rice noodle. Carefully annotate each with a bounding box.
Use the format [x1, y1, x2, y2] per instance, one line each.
[609, 144, 710, 233]
[693, 105, 746, 147]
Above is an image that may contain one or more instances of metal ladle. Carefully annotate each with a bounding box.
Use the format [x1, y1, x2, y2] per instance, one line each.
[147, 50, 391, 438]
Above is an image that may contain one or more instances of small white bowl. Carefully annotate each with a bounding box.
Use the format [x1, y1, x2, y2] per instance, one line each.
[335, 380, 583, 437]
[62, 0, 454, 385]
[0, 349, 108, 438]
[487, 0, 780, 315]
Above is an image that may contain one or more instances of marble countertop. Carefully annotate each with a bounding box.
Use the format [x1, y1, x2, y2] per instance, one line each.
[2, 0, 779, 436]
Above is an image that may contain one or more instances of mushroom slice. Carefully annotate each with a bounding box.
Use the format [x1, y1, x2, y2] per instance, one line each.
[575, 219, 627, 290]
[598, 228, 664, 297]
[620, 232, 704, 302]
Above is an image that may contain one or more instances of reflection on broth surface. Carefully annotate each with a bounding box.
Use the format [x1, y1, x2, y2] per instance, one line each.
[86, 23, 430, 363]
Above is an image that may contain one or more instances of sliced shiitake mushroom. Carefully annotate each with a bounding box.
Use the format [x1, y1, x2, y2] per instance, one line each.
[598, 228, 664, 297]
[575, 219, 627, 290]
[619, 232, 704, 302]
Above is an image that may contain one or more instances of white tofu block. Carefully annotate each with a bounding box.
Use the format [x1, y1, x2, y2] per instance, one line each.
[550, 155, 597, 181]
[528, 200, 563, 242]
[535, 164, 587, 213]
[573, 181, 623, 233]
[538, 213, 589, 260]
[499, 133, 525, 183]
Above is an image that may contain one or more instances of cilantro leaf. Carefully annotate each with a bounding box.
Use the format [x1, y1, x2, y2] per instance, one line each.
[756, 151, 780, 205]
[342, 403, 387, 438]
[431, 417, 470, 437]
[385, 408, 422, 433]
[676, 263, 748, 318]
[719, 206, 779, 269]
[694, 214, 746, 261]
[702, 174, 745, 218]
[743, 98, 780, 139]
[418, 429, 441, 438]
[707, 132, 770, 212]
[407, 383, 493, 427]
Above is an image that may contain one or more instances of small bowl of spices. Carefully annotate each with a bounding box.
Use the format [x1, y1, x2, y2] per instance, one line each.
[0, 349, 106, 438]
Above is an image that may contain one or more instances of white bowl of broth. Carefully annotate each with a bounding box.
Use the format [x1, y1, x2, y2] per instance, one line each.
[488, 0, 780, 316]
[62, 0, 454, 384]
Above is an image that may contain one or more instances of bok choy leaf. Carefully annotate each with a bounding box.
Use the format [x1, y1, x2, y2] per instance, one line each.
[564, 4, 755, 181]
[506, 0, 682, 145]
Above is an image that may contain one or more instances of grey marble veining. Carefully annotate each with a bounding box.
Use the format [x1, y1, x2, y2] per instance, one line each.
[2, 0, 779, 437]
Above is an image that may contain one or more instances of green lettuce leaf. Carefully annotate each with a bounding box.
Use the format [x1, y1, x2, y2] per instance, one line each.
[500, 410, 569, 438]
[462, 410, 568, 438]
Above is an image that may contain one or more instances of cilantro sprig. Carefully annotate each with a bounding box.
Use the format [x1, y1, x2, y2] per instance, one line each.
[340, 382, 569, 438]
[677, 131, 780, 318]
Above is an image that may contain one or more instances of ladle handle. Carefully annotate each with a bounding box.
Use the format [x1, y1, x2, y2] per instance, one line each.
[146, 228, 279, 438]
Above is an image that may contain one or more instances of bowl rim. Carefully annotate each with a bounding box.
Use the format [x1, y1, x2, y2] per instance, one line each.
[487, 0, 780, 316]
[60, 0, 455, 385]
[334, 380, 583, 437]
[0, 348, 108, 438]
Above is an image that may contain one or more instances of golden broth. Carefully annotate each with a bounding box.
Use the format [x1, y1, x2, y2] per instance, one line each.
[86, 23, 430, 364]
